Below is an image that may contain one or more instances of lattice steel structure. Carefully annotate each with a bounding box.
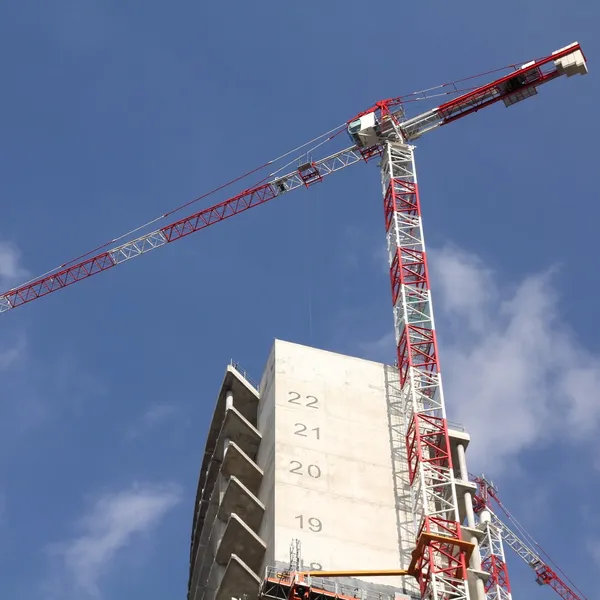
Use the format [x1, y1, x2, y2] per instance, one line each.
[0, 43, 586, 319]
[473, 475, 585, 600]
[382, 142, 470, 600]
[384, 364, 421, 599]
[478, 513, 511, 600]
[0, 39, 589, 600]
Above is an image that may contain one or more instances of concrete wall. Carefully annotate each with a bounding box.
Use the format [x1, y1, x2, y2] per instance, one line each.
[257, 339, 414, 590]
[257, 345, 276, 563]
[189, 339, 482, 600]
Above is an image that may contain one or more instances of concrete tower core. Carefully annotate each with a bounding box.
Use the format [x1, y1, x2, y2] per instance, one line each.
[188, 339, 484, 600]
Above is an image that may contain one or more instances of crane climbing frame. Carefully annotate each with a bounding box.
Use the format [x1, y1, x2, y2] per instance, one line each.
[0, 40, 589, 600]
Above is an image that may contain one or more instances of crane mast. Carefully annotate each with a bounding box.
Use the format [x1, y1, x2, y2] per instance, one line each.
[342, 40, 587, 600]
[0, 39, 589, 600]
[380, 139, 470, 600]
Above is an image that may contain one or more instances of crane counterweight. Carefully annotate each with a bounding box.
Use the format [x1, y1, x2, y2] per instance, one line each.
[553, 42, 588, 77]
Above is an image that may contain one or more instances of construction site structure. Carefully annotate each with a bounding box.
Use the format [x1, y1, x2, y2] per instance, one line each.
[0, 42, 589, 600]
[188, 340, 485, 600]
[189, 344, 590, 600]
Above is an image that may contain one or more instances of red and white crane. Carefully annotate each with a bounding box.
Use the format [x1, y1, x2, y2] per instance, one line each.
[0, 42, 588, 600]
[473, 475, 588, 600]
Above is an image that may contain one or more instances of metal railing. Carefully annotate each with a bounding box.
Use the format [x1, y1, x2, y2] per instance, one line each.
[447, 420, 466, 432]
[229, 359, 260, 391]
[262, 567, 406, 600]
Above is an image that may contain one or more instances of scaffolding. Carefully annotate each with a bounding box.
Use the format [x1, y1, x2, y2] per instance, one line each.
[260, 568, 404, 600]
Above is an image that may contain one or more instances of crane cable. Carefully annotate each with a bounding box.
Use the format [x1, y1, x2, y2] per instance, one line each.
[248, 126, 347, 187]
[11, 122, 346, 291]
[492, 496, 588, 599]
[11, 56, 535, 292]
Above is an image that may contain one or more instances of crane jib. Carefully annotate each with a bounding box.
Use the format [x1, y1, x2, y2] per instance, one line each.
[0, 42, 587, 315]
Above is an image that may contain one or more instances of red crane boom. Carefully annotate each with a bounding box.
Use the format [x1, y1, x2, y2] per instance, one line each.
[0, 42, 587, 315]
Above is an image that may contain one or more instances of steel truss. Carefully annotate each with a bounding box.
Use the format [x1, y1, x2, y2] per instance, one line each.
[0, 144, 374, 313]
[384, 365, 421, 599]
[479, 518, 511, 600]
[381, 142, 470, 600]
[0, 43, 586, 318]
[484, 508, 581, 600]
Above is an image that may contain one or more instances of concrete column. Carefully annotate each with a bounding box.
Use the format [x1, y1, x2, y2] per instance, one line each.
[221, 389, 233, 499]
[213, 517, 226, 550]
[469, 532, 482, 570]
[215, 456, 229, 548]
[456, 443, 476, 527]
[456, 443, 468, 480]
[479, 509, 491, 523]
[464, 491, 476, 528]
[468, 523, 486, 600]
[218, 455, 229, 503]
[470, 519, 487, 600]
[456, 444, 486, 600]
[474, 576, 486, 600]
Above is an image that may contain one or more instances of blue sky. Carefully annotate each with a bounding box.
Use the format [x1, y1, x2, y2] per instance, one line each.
[0, 1, 597, 598]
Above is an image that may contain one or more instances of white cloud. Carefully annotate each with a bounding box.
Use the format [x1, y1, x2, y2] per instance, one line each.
[47, 482, 181, 597]
[0, 241, 50, 441]
[0, 336, 48, 442]
[360, 244, 600, 472]
[0, 239, 115, 443]
[0, 240, 29, 286]
[429, 245, 495, 335]
[0, 333, 27, 371]
[359, 329, 395, 360]
[0, 241, 180, 598]
[588, 538, 600, 568]
[139, 404, 178, 428]
[125, 404, 179, 440]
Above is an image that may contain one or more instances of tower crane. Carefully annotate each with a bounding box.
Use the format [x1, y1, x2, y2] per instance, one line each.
[473, 475, 587, 600]
[0, 42, 588, 600]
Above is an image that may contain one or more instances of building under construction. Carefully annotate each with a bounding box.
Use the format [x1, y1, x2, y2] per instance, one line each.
[187, 338, 589, 600]
[183, 43, 591, 600]
[0, 39, 588, 600]
[188, 340, 489, 600]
